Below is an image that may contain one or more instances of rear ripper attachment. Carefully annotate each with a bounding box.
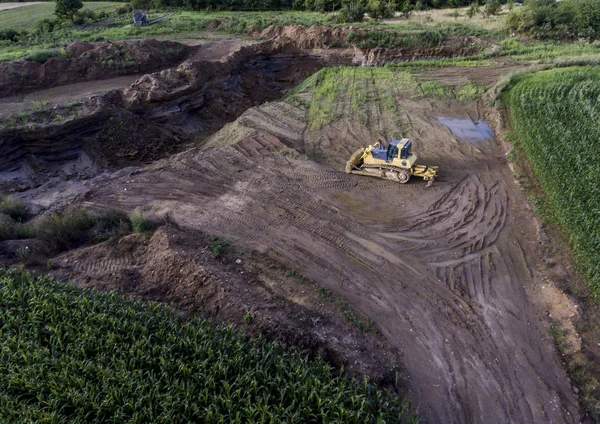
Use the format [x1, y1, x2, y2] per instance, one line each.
[345, 139, 438, 187]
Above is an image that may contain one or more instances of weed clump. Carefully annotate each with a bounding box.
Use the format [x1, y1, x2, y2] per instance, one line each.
[0, 196, 29, 222]
[130, 207, 158, 233]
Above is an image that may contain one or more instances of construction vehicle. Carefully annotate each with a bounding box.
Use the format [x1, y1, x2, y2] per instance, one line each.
[345, 138, 438, 186]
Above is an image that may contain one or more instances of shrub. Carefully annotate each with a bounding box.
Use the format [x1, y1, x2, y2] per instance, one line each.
[36, 210, 95, 251]
[366, 0, 394, 20]
[483, 0, 502, 18]
[27, 49, 59, 64]
[0, 29, 19, 43]
[211, 236, 233, 259]
[130, 207, 157, 233]
[467, 1, 479, 19]
[34, 18, 59, 35]
[334, 2, 365, 23]
[0, 196, 29, 222]
[55, 0, 83, 22]
[0, 215, 36, 241]
[91, 209, 132, 242]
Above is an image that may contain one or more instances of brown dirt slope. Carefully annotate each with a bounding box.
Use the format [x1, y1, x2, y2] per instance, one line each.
[68, 65, 580, 423]
[0, 39, 189, 97]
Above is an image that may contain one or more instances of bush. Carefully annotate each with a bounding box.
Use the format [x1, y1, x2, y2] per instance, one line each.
[55, 0, 83, 22]
[34, 18, 59, 35]
[0, 215, 36, 241]
[334, 2, 365, 23]
[130, 207, 158, 233]
[92, 209, 132, 242]
[467, 1, 479, 19]
[505, 0, 600, 39]
[483, 0, 501, 18]
[0, 196, 29, 222]
[36, 209, 133, 252]
[36, 210, 95, 251]
[366, 0, 394, 20]
[73, 9, 98, 25]
[27, 49, 59, 64]
[0, 29, 19, 43]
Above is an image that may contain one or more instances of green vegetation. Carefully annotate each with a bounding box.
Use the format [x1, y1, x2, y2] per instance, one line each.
[0, 268, 417, 423]
[210, 236, 234, 259]
[505, 0, 600, 40]
[294, 67, 484, 132]
[37, 209, 133, 250]
[0, 196, 29, 222]
[347, 28, 443, 49]
[0, 2, 124, 30]
[55, 0, 84, 22]
[504, 66, 600, 297]
[130, 207, 158, 233]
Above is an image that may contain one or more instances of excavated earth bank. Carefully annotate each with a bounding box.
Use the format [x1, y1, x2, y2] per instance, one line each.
[0, 40, 190, 97]
[0, 28, 585, 424]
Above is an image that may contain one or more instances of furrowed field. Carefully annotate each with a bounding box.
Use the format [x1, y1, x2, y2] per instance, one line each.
[505, 66, 600, 297]
[0, 269, 417, 423]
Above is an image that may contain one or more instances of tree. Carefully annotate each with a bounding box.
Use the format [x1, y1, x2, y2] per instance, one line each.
[467, 1, 479, 19]
[55, 0, 83, 22]
[483, 0, 501, 18]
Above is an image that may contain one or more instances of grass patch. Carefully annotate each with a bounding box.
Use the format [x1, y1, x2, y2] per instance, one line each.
[456, 82, 485, 101]
[419, 81, 454, 100]
[0, 2, 126, 31]
[0, 268, 418, 423]
[299, 67, 483, 132]
[504, 66, 600, 297]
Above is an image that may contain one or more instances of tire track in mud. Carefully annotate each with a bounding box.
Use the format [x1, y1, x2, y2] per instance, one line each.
[79, 90, 579, 423]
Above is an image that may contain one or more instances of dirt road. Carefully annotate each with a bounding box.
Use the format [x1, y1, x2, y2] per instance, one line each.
[56, 64, 580, 422]
[0, 2, 42, 11]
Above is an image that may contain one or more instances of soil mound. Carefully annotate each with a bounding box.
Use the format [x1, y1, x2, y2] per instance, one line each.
[52, 225, 403, 383]
[0, 40, 189, 97]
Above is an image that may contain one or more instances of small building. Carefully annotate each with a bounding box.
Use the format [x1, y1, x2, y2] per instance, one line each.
[133, 10, 148, 26]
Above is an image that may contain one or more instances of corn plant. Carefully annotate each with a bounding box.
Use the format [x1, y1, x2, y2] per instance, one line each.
[0, 269, 420, 423]
[505, 66, 600, 297]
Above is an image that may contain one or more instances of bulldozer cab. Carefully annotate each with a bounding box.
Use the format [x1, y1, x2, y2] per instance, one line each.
[386, 139, 411, 161]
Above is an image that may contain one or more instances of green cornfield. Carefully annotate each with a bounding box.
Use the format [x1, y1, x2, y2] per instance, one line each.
[0, 269, 418, 423]
[506, 66, 600, 297]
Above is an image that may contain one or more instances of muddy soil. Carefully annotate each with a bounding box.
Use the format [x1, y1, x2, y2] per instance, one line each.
[24, 64, 575, 423]
[0, 30, 584, 423]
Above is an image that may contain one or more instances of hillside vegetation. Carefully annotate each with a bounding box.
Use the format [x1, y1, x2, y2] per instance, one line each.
[0, 2, 125, 30]
[0, 269, 417, 423]
[505, 66, 600, 297]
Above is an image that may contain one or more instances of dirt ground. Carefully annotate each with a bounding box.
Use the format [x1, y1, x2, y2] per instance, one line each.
[0, 35, 587, 423]
[0, 37, 258, 116]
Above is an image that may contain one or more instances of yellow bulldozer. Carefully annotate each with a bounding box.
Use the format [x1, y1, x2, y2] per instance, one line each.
[345, 138, 438, 187]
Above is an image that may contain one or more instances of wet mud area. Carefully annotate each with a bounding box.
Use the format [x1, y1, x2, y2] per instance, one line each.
[0, 34, 585, 424]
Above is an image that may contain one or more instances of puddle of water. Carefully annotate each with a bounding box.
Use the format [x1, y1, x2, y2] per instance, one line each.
[436, 117, 494, 144]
